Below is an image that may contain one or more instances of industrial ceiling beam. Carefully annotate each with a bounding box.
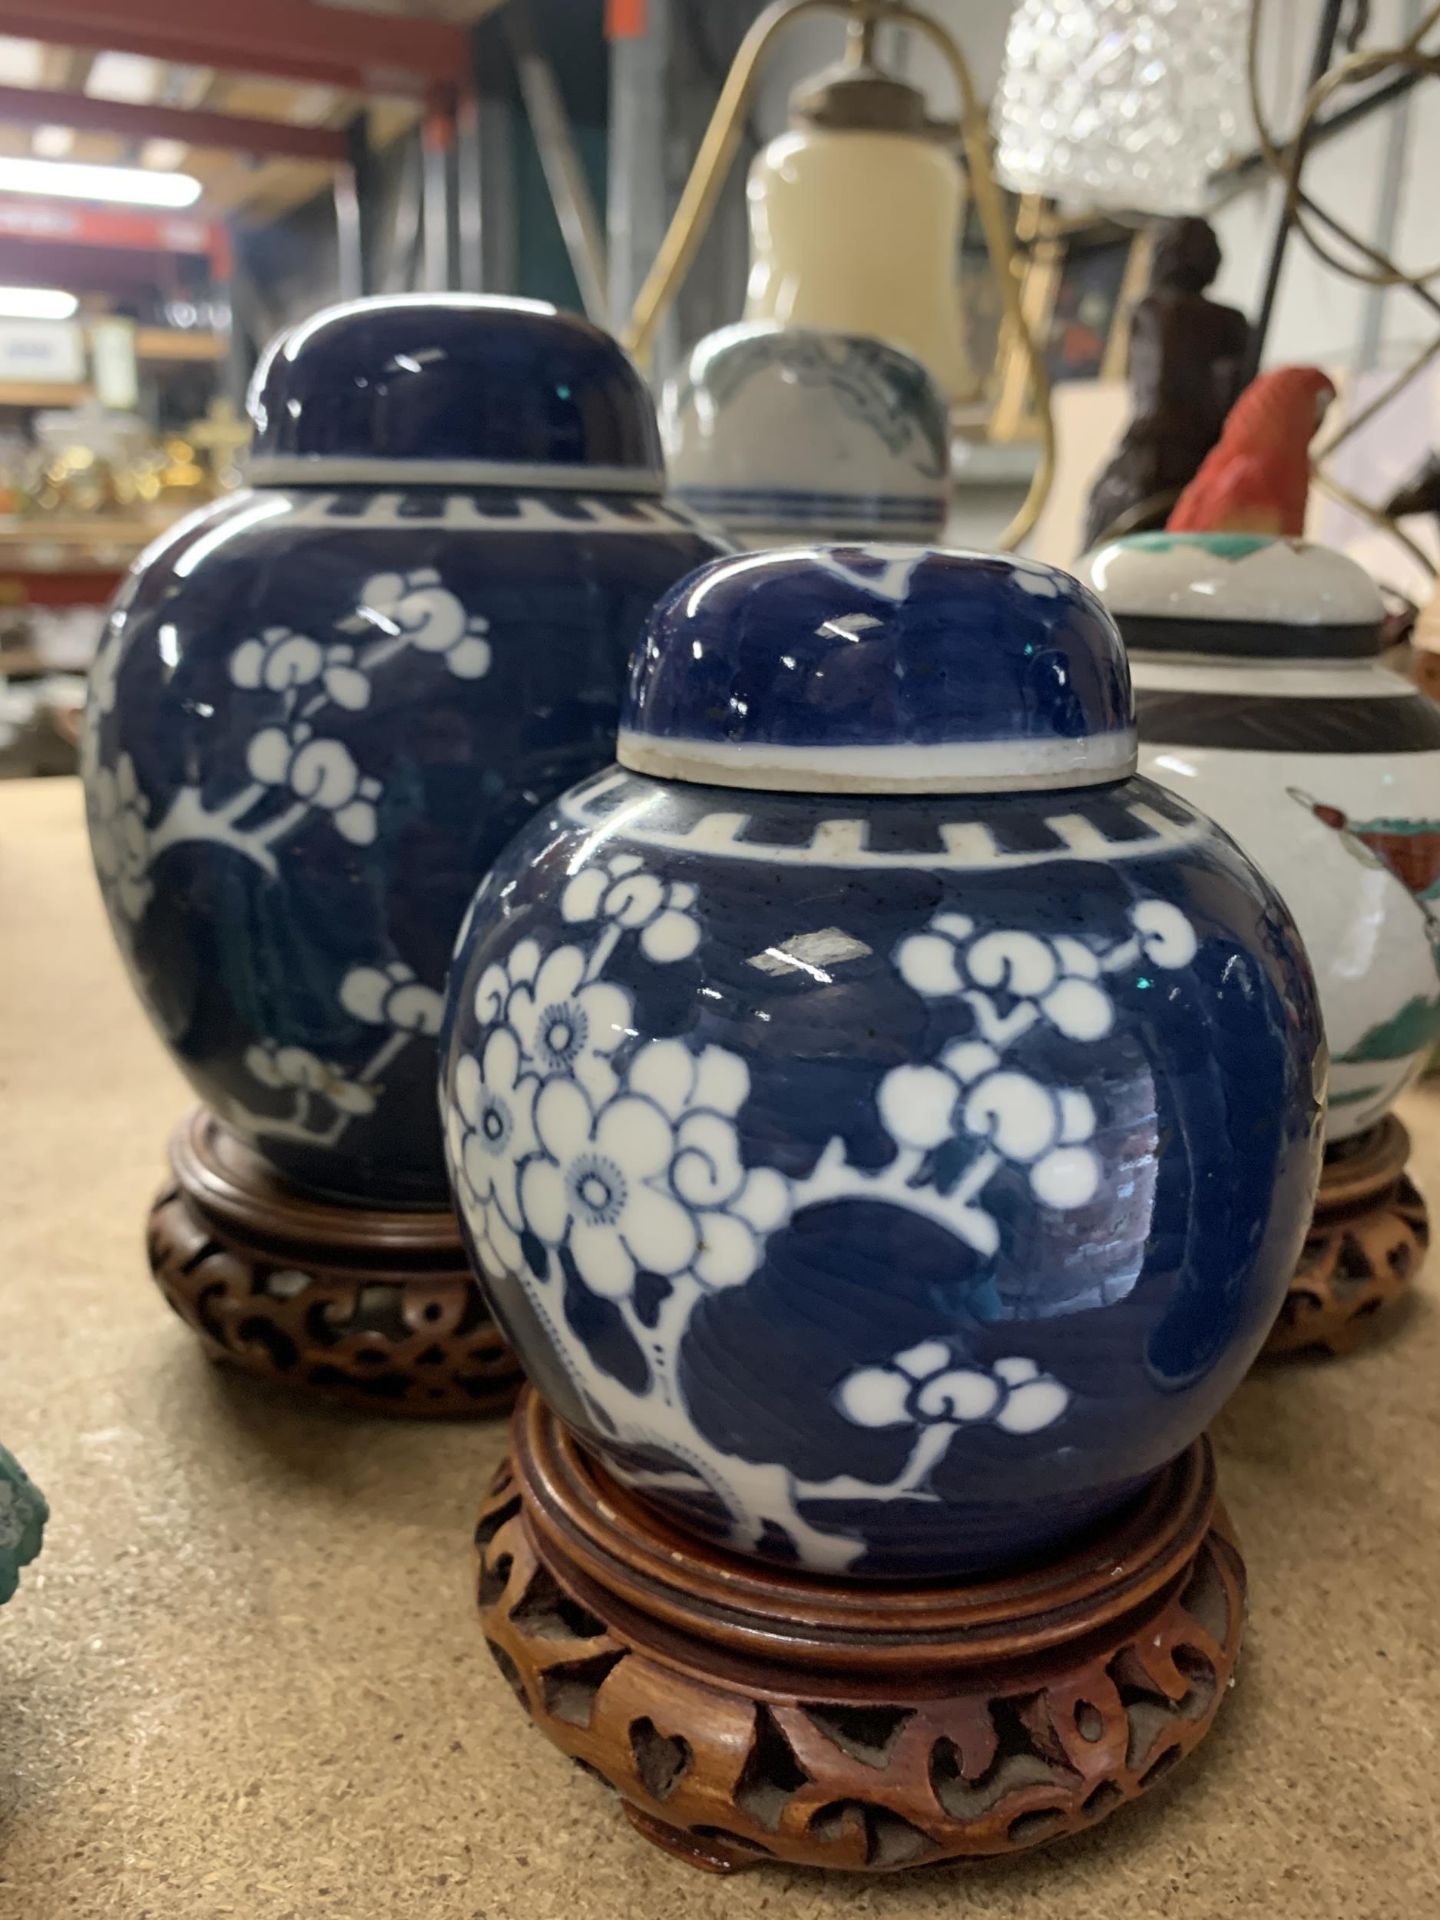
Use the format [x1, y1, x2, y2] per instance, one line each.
[0, 0, 469, 99]
[0, 82, 350, 162]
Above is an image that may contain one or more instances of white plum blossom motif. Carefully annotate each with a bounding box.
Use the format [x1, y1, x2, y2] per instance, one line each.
[455, 858, 782, 1329]
[561, 851, 700, 964]
[1008, 562, 1065, 600]
[230, 626, 371, 709]
[356, 567, 492, 678]
[627, 1041, 788, 1288]
[340, 961, 443, 1035]
[243, 1040, 376, 1115]
[837, 1342, 1070, 1437]
[87, 561, 493, 936]
[879, 1040, 1099, 1245]
[896, 913, 1113, 1044]
[521, 1075, 701, 1301]
[510, 1039, 786, 1305]
[897, 902, 1195, 1043]
[874, 899, 1195, 1259]
[479, 941, 631, 1102]
[811, 548, 926, 605]
[89, 617, 124, 717]
[447, 1028, 537, 1278]
[246, 723, 383, 846]
[88, 753, 153, 920]
[87, 563, 500, 1164]
[231, 961, 443, 1151]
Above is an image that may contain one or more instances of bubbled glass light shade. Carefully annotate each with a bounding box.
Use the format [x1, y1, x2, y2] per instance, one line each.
[992, 0, 1251, 215]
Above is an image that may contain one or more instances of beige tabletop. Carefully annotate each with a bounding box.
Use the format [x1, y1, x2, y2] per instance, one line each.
[2, 774, 1439, 1920]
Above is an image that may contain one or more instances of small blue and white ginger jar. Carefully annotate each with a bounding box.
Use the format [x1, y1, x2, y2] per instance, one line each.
[661, 322, 949, 548]
[83, 295, 728, 1206]
[440, 546, 1325, 1579]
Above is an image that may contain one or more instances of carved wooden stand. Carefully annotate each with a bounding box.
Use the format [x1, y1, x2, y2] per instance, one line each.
[147, 1106, 522, 1417]
[1265, 1117, 1429, 1359]
[476, 1393, 1246, 1874]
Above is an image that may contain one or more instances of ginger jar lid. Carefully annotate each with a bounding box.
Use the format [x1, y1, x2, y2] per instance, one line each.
[617, 545, 1136, 793]
[246, 294, 665, 492]
[1078, 532, 1386, 658]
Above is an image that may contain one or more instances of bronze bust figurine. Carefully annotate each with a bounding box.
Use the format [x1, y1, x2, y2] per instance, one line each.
[1082, 218, 1251, 553]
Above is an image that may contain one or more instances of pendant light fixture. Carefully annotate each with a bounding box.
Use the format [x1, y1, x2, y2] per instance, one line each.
[993, 0, 1251, 215]
[621, 0, 1054, 550]
[743, 20, 977, 401]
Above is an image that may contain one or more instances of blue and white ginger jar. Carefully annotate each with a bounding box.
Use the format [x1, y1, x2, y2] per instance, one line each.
[440, 545, 1325, 1578]
[661, 322, 949, 548]
[82, 294, 727, 1206]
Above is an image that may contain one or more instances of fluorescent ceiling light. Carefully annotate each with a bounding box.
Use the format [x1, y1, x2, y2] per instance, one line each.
[140, 139, 189, 172]
[85, 52, 162, 104]
[0, 36, 43, 86]
[31, 125, 75, 159]
[0, 156, 202, 208]
[0, 287, 79, 319]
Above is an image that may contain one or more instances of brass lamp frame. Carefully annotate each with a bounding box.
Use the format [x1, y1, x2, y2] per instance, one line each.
[620, 0, 1056, 552]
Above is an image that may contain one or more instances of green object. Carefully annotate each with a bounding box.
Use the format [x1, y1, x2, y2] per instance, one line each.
[0, 1444, 47, 1604]
[1329, 1083, 1388, 1106]
[1340, 994, 1440, 1065]
[1119, 531, 1276, 559]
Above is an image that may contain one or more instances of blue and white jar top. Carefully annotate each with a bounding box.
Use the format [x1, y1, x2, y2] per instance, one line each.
[617, 545, 1137, 794]
[246, 294, 666, 494]
[1080, 533, 1386, 659]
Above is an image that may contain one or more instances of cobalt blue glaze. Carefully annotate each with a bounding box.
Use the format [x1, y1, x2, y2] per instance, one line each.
[440, 546, 1325, 1579]
[250, 294, 664, 475]
[82, 296, 727, 1206]
[620, 545, 1134, 789]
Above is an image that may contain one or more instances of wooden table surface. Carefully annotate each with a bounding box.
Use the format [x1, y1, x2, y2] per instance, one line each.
[2, 776, 1438, 1920]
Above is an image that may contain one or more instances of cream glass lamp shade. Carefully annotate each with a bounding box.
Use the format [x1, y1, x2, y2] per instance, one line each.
[993, 0, 1250, 216]
[744, 62, 977, 403]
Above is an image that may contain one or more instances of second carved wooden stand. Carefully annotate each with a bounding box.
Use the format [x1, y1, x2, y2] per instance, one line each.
[1265, 1116, 1429, 1358]
[147, 1106, 522, 1417]
[476, 1393, 1245, 1874]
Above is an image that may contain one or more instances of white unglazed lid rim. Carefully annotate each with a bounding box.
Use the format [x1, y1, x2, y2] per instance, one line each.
[617, 728, 1139, 795]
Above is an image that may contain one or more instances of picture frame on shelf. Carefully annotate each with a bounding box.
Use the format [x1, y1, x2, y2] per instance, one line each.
[955, 174, 1022, 418]
[991, 198, 1154, 442]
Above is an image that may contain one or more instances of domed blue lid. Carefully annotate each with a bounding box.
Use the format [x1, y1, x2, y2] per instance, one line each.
[618, 546, 1136, 793]
[247, 294, 664, 492]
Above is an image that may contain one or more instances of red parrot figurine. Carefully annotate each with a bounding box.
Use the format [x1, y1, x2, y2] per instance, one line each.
[1167, 364, 1336, 535]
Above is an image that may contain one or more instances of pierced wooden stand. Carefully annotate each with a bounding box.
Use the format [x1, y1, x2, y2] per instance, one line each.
[147, 1106, 522, 1417]
[1266, 1116, 1429, 1358]
[476, 1393, 1245, 1874]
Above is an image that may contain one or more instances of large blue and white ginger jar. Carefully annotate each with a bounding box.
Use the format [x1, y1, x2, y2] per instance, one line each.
[440, 546, 1325, 1578]
[82, 295, 727, 1206]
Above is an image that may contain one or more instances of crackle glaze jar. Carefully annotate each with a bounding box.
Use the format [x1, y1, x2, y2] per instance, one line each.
[440, 546, 1324, 1579]
[1080, 533, 1440, 1141]
[661, 323, 949, 548]
[82, 295, 727, 1206]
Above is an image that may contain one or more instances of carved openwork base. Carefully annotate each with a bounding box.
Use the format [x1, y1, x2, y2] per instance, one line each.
[147, 1107, 522, 1417]
[475, 1394, 1245, 1874]
[1266, 1117, 1430, 1359]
